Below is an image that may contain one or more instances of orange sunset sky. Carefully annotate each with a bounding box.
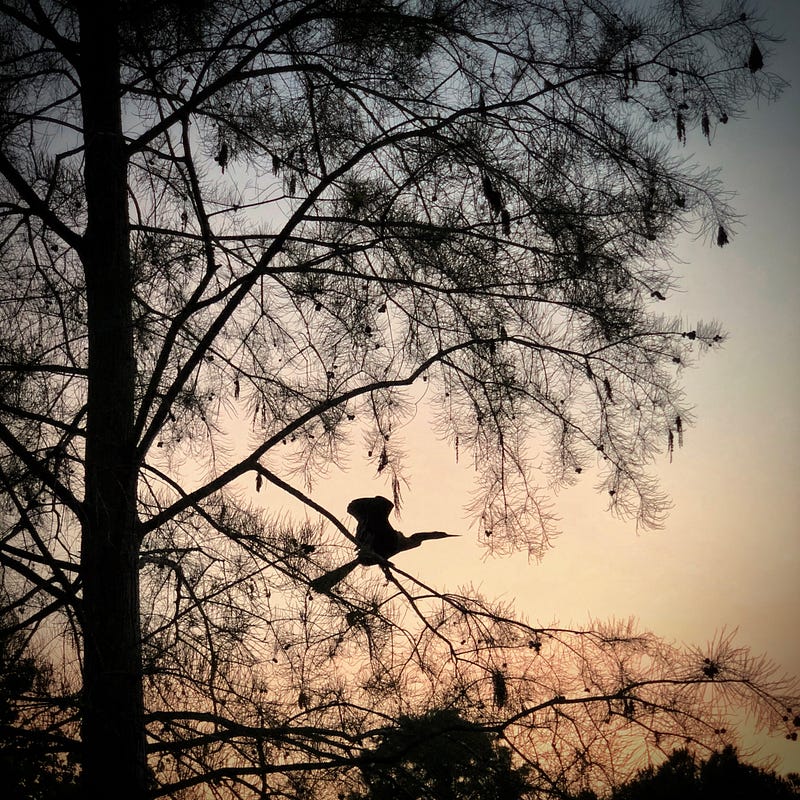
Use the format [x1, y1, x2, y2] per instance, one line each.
[244, 0, 800, 774]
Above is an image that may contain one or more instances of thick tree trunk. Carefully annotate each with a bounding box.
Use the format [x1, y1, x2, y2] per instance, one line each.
[78, 2, 148, 796]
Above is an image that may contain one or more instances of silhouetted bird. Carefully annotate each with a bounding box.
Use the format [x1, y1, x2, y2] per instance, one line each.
[310, 496, 456, 593]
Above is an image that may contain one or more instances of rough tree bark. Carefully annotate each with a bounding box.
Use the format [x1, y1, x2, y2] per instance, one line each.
[77, 1, 147, 796]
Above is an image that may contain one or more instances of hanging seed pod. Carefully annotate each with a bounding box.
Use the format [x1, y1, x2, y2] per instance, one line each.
[719, 112, 729, 124]
[676, 112, 686, 144]
[748, 41, 764, 73]
[215, 141, 229, 172]
[716, 225, 729, 247]
[482, 176, 504, 216]
[492, 670, 508, 708]
[481, 175, 493, 201]
[478, 88, 486, 117]
[701, 112, 710, 142]
[255, 472, 263, 492]
[676, 415, 683, 446]
[272, 153, 281, 174]
[603, 377, 613, 402]
[500, 208, 511, 235]
[377, 445, 389, 473]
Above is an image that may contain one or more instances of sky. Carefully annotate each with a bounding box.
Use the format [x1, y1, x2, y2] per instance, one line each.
[282, 0, 800, 773]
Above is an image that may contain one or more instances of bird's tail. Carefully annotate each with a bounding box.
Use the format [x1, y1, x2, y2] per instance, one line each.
[310, 558, 360, 593]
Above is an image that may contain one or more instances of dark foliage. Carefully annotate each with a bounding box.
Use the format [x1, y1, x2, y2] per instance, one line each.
[610, 746, 800, 800]
[348, 709, 534, 800]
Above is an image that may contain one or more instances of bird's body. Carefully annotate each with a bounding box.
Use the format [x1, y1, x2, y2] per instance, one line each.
[310, 496, 456, 592]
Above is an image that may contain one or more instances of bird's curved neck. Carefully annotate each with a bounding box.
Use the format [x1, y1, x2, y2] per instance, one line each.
[394, 531, 417, 552]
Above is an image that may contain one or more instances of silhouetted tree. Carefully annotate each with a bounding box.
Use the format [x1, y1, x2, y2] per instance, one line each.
[609, 746, 800, 800]
[0, 600, 79, 799]
[0, 1, 796, 799]
[346, 708, 534, 800]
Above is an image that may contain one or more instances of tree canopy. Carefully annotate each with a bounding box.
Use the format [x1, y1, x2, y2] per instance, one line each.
[347, 708, 534, 800]
[609, 746, 800, 800]
[0, 1, 797, 797]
